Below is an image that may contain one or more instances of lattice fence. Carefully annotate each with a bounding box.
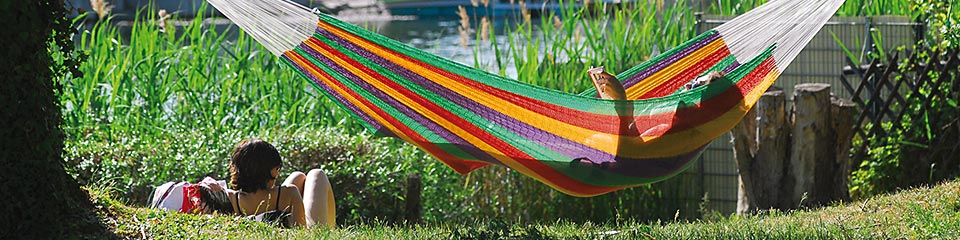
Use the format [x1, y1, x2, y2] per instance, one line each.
[841, 48, 960, 177]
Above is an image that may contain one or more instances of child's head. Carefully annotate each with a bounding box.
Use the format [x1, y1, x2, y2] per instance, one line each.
[229, 139, 282, 193]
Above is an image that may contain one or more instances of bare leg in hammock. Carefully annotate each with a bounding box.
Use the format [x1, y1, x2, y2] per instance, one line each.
[578, 67, 631, 169]
[282, 169, 337, 228]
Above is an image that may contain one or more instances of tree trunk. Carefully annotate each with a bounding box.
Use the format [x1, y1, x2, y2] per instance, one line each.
[0, 2, 110, 238]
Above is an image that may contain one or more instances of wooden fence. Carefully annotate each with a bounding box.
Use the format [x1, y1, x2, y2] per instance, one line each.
[840, 48, 960, 182]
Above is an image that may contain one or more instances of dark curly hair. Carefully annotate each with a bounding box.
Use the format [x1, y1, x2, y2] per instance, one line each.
[229, 139, 282, 193]
[197, 185, 234, 215]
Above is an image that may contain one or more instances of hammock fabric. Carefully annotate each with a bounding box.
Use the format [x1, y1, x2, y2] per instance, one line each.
[207, 0, 843, 196]
[276, 13, 779, 197]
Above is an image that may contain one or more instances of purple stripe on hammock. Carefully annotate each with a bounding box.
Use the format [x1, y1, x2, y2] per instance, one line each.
[281, 54, 388, 135]
[620, 33, 723, 91]
[297, 38, 502, 166]
[723, 61, 741, 73]
[314, 27, 699, 178]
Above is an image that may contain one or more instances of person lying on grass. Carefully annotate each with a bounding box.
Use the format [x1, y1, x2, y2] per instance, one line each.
[226, 138, 337, 228]
[150, 139, 336, 228]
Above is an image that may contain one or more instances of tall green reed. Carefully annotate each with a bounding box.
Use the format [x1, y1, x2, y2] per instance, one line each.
[836, 0, 917, 17]
[59, 3, 362, 140]
[708, 0, 767, 15]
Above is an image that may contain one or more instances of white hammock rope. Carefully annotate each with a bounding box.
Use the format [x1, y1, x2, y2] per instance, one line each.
[206, 0, 845, 72]
[207, 0, 318, 56]
[714, 0, 846, 71]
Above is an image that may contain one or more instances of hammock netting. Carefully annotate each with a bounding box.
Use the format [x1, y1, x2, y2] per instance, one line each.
[208, 0, 844, 196]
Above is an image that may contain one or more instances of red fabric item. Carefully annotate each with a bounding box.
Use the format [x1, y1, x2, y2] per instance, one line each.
[180, 184, 202, 214]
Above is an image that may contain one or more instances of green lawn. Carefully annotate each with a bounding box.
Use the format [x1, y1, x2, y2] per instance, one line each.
[91, 179, 960, 239]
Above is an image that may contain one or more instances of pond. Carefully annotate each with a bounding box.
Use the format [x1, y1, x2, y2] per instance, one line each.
[104, 13, 541, 79]
[347, 15, 543, 79]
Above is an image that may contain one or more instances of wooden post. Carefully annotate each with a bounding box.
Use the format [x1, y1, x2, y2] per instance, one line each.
[831, 97, 856, 202]
[788, 83, 833, 207]
[734, 90, 788, 214]
[405, 173, 422, 224]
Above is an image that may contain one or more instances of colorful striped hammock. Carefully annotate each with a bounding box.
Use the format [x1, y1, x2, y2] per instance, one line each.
[208, 0, 844, 196]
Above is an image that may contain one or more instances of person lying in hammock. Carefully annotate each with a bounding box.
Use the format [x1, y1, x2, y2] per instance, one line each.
[226, 139, 337, 228]
[588, 66, 727, 98]
[578, 68, 726, 169]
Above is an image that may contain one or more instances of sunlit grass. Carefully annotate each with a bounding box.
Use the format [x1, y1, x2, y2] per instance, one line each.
[92, 179, 960, 239]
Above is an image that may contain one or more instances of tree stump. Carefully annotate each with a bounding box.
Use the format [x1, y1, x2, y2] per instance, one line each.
[830, 97, 856, 202]
[788, 83, 833, 207]
[736, 84, 858, 212]
[734, 90, 788, 214]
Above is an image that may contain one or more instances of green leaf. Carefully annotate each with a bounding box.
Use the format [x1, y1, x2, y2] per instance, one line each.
[830, 30, 860, 66]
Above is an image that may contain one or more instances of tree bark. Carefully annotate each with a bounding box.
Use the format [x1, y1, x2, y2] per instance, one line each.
[0, 2, 111, 238]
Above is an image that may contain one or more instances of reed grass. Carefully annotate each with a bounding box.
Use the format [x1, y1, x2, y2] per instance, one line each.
[836, 0, 918, 17]
[60, 4, 363, 140]
[708, 0, 767, 15]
